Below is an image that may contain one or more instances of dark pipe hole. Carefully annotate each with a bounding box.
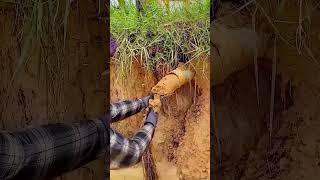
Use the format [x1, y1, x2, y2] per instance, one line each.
[177, 47, 189, 64]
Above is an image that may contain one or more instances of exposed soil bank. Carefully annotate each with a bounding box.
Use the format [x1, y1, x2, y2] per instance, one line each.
[213, 62, 283, 179]
[213, 1, 320, 179]
[110, 58, 210, 180]
[0, 2, 107, 179]
[214, 63, 320, 180]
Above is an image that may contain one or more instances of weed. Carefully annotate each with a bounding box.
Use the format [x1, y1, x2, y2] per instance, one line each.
[111, 0, 210, 83]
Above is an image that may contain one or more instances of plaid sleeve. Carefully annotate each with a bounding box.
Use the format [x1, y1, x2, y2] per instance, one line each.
[110, 109, 158, 169]
[0, 118, 108, 180]
[110, 95, 153, 123]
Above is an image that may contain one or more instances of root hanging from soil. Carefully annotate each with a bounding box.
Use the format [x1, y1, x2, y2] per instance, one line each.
[142, 148, 158, 180]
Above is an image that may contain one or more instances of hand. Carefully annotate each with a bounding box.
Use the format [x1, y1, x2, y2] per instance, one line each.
[148, 94, 161, 113]
[140, 95, 154, 107]
[145, 108, 158, 126]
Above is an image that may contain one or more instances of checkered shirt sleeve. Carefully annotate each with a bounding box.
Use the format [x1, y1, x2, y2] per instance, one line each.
[110, 96, 158, 169]
[0, 96, 157, 179]
[0, 118, 108, 180]
[110, 117, 156, 169]
[110, 95, 152, 123]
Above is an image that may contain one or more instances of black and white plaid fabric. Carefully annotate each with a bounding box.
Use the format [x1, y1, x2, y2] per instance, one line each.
[0, 118, 108, 180]
[0, 95, 157, 179]
[110, 95, 151, 122]
[110, 122, 155, 169]
[110, 95, 158, 169]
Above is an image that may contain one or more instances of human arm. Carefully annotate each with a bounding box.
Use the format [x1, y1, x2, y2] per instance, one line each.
[110, 95, 153, 123]
[0, 117, 108, 180]
[110, 108, 158, 169]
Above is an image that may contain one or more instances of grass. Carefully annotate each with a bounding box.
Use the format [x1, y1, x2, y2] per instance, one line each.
[110, 0, 210, 83]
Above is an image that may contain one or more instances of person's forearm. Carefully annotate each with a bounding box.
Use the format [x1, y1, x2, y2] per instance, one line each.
[110, 95, 153, 123]
[0, 118, 108, 180]
[110, 109, 158, 169]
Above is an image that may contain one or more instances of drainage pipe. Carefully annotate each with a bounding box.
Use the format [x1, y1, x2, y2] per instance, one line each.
[151, 63, 195, 96]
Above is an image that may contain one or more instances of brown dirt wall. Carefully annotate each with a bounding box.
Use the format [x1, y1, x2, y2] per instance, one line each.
[110, 58, 210, 180]
[0, 1, 107, 179]
[212, 1, 320, 179]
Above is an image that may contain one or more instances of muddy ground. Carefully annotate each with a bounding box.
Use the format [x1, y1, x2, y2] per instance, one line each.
[110, 58, 210, 180]
[213, 1, 320, 180]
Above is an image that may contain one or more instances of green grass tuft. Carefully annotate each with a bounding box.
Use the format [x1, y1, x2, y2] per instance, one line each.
[111, 0, 210, 83]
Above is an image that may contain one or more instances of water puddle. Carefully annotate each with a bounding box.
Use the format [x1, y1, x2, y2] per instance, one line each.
[110, 160, 179, 180]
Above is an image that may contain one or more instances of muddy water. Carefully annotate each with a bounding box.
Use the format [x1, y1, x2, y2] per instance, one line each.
[110, 161, 179, 180]
[110, 164, 144, 180]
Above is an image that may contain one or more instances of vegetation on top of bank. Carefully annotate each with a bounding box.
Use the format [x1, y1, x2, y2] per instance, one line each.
[111, 0, 210, 80]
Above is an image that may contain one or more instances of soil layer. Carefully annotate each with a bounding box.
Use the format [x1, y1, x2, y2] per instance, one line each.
[0, 2, 107, 179]
[110, 59, 210, 180]
[213, 2, 320, 179]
